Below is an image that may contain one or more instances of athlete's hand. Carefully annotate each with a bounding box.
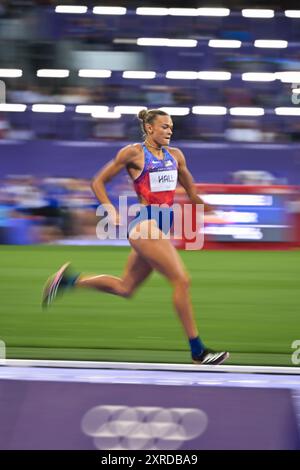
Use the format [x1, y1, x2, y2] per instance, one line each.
[105, 205, 121, 226]
[111, 212, 121, 226]
[204, 204, 215, 214]
[204, 210, 227, 224]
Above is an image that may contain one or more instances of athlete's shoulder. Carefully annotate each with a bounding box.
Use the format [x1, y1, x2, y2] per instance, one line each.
[130, 142, 144, 154]
[119, 143, 142, 154]
[166, 146, 185, 162]
[116, 143, 142, 163]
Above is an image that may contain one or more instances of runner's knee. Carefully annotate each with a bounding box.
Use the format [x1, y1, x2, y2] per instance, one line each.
[173, 273, 190, 290]
[119, 282, 134, 298]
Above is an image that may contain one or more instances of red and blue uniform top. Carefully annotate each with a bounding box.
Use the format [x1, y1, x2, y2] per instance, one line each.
[133, 144, 178, 207]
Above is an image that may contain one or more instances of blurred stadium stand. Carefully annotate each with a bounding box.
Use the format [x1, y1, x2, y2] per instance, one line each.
[0, 3, 300, 142]
[1, 2, 300, 245]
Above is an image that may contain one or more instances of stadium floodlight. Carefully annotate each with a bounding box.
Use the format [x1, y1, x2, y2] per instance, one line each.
[113, 38, 136, 44]
[113, 38, 137, 45]
[230, 107, 265, 116]
[208, 40, 241, 48]
[198, 71, 231, 80]
[75, 105, 109, 114]
[32, 104, 65, 113]
[284, 10, 300, 18]
[192, 106, 227, 115]
[137, 38, 168, 46]
[275, 107, 300, 116]
[93, 7, 126, 15]
[55, 5, 87, 14]
[242, 72, 275, 82]
[91, 110, 121, 119]
[242, 9, 274, 18]
[136, 8, 168, 16]
[202, 194, 272, 206]
[275, 72, 300, 83]
[122, 71, 156, 79]
[197, 8, 230, 16]
[168, 8, 198, 16]
[0, 104, 26, 112]
[78, 69, 111, 78]
[0, 69, 22, 78]
[166, 71, 198, 79]
[165, 39, 197, 47]
[37, 69, 70, 78]
[159, 107, 190, 116]
[137, 38, 197, 47]
[254, 40, 288, 48]
[114, 106, 147, 114]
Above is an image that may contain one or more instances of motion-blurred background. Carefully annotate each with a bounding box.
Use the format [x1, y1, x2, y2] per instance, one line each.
[0, 1, 300, 365]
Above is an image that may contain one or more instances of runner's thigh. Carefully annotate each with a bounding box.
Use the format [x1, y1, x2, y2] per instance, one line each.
[129, 221, 188, 282]
[122, 248, 153, 290]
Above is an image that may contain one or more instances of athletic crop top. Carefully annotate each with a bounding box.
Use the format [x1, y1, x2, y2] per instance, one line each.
[133, 144, 178, 206]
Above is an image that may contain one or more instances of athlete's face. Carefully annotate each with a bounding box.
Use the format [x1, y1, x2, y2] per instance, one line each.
[147, 115, 173, 146]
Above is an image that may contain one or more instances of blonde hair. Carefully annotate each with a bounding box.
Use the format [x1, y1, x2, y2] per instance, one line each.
[138, 108, 169, 136]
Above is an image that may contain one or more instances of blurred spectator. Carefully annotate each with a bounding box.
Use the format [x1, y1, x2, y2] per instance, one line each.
[8, 85, 51, 104]
[145, 86, 174, 106]
[289, 122, 300, 142]
[223, 87, 254, 107]
[0, 1, 8, 18]
[225, 119, 264, 143]
[260, 122, 281, 143]
[0, 174, 99, 244]
[231, 170, 276, 185]
[0, 115, 9, 138]
[92, 119, 126, 140]
[52, 86, 91, 104]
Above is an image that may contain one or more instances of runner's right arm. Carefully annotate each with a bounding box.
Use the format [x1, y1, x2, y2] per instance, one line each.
[91, 145, 135, 224]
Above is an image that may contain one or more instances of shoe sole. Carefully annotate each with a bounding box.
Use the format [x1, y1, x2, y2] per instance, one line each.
[42, 262, 70, 309]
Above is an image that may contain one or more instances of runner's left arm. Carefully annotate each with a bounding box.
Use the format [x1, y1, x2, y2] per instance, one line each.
[173, 148, 214, 213]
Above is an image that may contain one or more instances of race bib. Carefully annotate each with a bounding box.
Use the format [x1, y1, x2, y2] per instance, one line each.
[149, 169, 178, 192]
